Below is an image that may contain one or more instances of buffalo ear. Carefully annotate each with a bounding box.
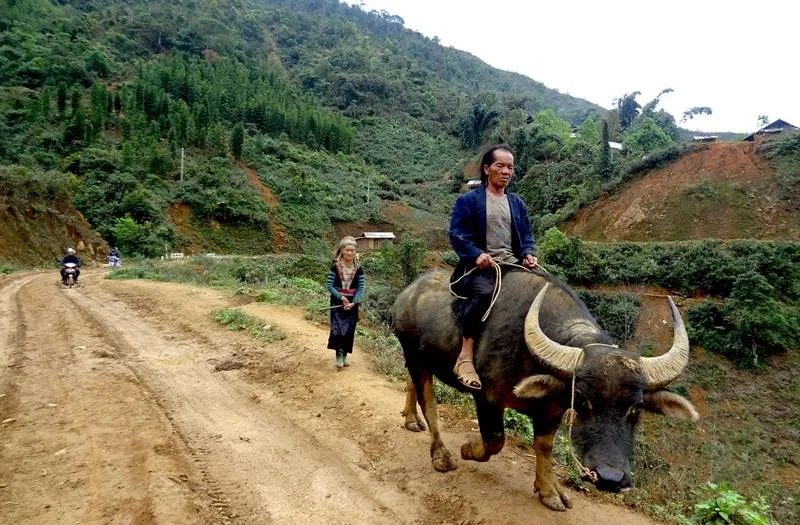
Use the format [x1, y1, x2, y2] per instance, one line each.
[514, 374, 563, 399]
[644, 390, 699, 422]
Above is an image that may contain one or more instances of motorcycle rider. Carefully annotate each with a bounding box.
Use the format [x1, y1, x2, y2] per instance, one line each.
[59, 247, 82, 284]
[108, 246, 121, 267]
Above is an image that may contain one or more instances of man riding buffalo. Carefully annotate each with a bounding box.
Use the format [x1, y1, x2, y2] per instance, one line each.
[392, 145, 698, 511]
[393, 271, 698, 510]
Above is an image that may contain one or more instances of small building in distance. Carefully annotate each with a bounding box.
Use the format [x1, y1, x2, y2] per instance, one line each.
[743, 119, 797, 141]
[357, 232, 396, 250]
[693, 135, 719, 143]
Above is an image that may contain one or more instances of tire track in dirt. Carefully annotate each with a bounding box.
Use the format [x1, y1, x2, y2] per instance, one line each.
[90, 277, 661, 525]
[0, 273, 213, 525]
[2, 273, 663, 525]
[62, 277, 406, 524]
[56, 293, 242, 523]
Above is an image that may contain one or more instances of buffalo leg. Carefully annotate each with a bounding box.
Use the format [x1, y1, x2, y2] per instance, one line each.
[533, 430, 572, 511]
[461, 396, 505, 462]
[401, 373, 426, 432]
[411, 368, 456, 472]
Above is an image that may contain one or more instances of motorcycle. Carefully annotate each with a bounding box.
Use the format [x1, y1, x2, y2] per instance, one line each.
[62, 262, 78, 288]
[107, 255, 122, 268]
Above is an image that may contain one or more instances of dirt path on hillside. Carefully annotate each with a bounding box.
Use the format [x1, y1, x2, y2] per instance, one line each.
[0, 273, 660, 525]
[237, 160, 293, 252]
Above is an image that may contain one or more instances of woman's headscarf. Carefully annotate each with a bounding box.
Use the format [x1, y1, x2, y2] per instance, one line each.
[335, 236, 358, 259]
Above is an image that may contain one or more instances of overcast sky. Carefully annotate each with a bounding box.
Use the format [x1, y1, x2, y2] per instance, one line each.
[344, 0, 798, 133]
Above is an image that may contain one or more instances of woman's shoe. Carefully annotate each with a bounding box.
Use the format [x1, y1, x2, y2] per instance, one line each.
[342, 354, 350, 367]
[335, 351, 344, 369]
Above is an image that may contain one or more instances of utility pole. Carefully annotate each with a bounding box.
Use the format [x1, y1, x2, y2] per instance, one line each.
[180, 147, 185, 183]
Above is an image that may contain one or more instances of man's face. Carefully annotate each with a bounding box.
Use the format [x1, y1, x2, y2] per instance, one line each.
[484, 150, 515, 190]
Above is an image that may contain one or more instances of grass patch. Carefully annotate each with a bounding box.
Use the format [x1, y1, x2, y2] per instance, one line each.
[0, 261, 16, 274]
[106, 253, 796, 523]
[213, 307, 286, 343]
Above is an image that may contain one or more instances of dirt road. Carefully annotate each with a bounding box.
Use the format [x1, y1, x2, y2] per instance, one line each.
[0, 272, 660, 524]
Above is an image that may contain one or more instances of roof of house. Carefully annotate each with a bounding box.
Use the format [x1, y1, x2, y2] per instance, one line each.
[743, 118, 797, 141]
[361, 232, 396, 239]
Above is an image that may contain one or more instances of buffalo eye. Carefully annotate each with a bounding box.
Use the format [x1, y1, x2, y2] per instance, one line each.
[627, 404, 643, 420]
[575, 393, 593, 415]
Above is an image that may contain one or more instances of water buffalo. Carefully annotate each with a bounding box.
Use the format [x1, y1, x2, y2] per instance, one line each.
[392, 269, 698, 511]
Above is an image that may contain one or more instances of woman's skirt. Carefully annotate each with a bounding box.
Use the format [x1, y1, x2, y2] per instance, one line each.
[328, 294, 359, 354]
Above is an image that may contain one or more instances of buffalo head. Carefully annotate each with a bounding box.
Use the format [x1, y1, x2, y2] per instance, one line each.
[514, 283, 699, 492]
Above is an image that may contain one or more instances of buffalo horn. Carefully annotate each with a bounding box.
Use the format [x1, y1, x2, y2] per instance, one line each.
[524, 283, 584, 376]
[640, 296, 690, 390]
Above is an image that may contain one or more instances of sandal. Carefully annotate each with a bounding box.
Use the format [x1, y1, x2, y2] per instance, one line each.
[453, 358, 482, 390]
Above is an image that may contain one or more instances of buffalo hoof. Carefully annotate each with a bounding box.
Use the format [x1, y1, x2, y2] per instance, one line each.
[431, 447, 457, 472]
[404, 420, 426, 432]
[536, 483, 572, 511]
[460, 436, 493, 462]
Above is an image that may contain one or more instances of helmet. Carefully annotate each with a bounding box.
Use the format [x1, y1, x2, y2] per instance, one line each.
[67, 248, 76, 254]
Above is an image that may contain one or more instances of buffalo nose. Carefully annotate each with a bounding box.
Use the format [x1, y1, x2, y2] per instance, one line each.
[596, 466, 624, 483]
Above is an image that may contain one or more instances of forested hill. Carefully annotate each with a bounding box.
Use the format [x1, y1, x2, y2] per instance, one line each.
[0, 0, 610, 260]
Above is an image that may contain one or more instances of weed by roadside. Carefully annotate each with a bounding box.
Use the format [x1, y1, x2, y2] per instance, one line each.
[213, 307, 286, 343]
[681, 482, 773, 525]
[0, 261, 15, 274]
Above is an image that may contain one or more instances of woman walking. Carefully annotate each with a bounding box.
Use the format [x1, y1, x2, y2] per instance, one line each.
[326, 236, 366, 369]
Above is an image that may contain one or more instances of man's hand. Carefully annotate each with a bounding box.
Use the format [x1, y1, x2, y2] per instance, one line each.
[475, 253, 494, 269]
[522, 254, 538, 269]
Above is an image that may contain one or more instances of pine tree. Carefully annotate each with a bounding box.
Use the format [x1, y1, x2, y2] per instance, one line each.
[230, 122, 244, 158]
[90, 83, 108, 134]
[56, 82, 68, 116]
[63, 107, 87, 147]
[598, 120, 613, 180]
[40, 87, 52, 121]
[70, 88, 81, 115]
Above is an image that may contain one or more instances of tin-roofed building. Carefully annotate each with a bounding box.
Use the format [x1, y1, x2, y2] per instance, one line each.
[358, 232, 396, 250]
[743, 119, 797, 142]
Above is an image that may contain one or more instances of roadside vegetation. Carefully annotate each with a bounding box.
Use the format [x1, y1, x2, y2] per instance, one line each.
[109, 229, 795, 523]
[3, 0, 797, 523]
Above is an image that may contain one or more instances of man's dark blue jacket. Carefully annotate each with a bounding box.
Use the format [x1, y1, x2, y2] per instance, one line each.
[449, 185, 535, 281]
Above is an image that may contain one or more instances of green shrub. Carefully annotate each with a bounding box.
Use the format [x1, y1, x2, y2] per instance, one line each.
[758, 130, 800, 193]
[684, 482, 772, 525]
[213, 307, 286, 343]
[177, 158, 269, 225]
[687, 273, 799, 368]
[538, 227, 601, 282]
[274, 254, 329, 283]
[504, 409, 533, 446]
[0, 165, 73, 202]
[440, 250, 459, 267]
[363, 283, 398, 325]
[214, 307, 254, 331]
[623, 144, 697, 178]
[577, 290, 641, 344]
[112, 216, 175, 258]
